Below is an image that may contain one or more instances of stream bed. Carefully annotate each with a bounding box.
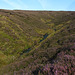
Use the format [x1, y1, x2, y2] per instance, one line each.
[20, 33, 48, 55]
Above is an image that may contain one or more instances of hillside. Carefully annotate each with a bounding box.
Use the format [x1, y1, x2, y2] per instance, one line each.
[0, 9, 75, 75]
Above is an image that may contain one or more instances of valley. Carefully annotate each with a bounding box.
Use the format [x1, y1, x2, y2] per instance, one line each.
[0, 10, 75, 75]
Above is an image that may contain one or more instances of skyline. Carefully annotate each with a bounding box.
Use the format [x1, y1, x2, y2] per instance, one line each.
[0, 0, 75, 11]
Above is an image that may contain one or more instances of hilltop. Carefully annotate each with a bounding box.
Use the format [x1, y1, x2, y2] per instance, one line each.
[0, 9, 75, 75]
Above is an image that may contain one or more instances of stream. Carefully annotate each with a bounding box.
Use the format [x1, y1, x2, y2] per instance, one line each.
[39, 33, 48, 42]
[20, 33, 48, 55]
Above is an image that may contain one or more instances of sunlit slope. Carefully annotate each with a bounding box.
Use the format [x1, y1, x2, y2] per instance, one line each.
[0, 10, 52, 65]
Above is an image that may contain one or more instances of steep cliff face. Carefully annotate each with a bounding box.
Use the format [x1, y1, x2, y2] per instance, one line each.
[0, 10, 75, 75]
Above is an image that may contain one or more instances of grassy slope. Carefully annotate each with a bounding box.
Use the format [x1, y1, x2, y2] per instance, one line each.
[0, 10, 51, 65]
[0, 10, 75, 75]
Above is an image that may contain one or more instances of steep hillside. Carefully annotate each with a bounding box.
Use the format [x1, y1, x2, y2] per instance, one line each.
[0, 10, 75, 75]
